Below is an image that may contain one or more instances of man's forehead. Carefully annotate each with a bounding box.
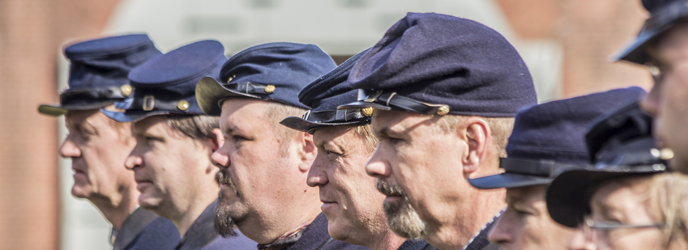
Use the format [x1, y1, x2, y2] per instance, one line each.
[506, 185, 546, 204]
[371, 110, 435, 133]
[65, 109, 103, 126]
[131, 116, 166, 135]
[313, 126, 354, 146]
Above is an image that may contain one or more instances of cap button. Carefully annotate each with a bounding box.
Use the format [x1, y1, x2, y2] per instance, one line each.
[120, 84, 133, 96]
[265, 85, 276, 93]
[361, 107, 373, 117]
[177, 100, 190, 111]
[436, 106, 450, 115]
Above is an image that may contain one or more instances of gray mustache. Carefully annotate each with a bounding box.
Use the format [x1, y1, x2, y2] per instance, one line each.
[376, 179, 406, 197]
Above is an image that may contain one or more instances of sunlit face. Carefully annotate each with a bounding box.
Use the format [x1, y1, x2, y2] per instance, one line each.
[568, 177, 663, 250]
[641, 24, 688, 173]
[60, 109, 136, 200]
[365, 110, 468, 237]
[125, 116, 217, 214]
[488, 185, 574, 250]
[308, 125, 383, 244]
[212, 99, 304, 227]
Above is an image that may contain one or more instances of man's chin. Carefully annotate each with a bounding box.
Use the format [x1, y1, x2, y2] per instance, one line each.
[70, 184, 92, 198]
[138, 194, 163, 210]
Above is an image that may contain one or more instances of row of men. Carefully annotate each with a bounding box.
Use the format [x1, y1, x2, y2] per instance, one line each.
[37, 1, 688, 249]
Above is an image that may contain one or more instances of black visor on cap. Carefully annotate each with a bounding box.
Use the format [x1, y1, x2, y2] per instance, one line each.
[338, 89, 451, 116]
[280, 109, 371, 133]
[468, 158, 583, 190]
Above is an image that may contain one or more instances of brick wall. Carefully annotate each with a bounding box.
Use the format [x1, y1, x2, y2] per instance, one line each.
[496, 0, 651, 98]
[0, 0, 119, 249]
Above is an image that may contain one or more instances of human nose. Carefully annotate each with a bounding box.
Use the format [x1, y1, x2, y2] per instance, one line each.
[487, 213, 512, 245]
[124, 147, 143, 170]
[211, 146, 230, 169]
[640, 82, 661, 117]
[58, 134, 81, 158]
[306, 155, 328, 187]
[567, 226, 596, 250]
[365, 148, 392, 178]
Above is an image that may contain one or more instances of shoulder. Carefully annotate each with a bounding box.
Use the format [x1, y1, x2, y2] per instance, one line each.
[201, 229, 256, 250]
[124, 217, 180, 250]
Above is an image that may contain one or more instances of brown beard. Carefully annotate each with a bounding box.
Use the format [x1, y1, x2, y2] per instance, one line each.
[214, 168, 238, 237]
[376, 179, 426, 239]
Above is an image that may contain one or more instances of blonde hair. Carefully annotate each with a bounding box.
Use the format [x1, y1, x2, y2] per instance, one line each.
[354, 124, 378, 150]
[646, 172, 688, 247]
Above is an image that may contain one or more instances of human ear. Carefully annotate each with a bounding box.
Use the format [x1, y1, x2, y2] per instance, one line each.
[210, 128, 224, 152]
[298, 132, 317, 172]
[462, 117, 490, 175]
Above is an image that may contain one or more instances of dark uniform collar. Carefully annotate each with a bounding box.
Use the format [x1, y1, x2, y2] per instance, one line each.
[175, 200, 220, 250]
[112, 208, 161, 250]
[463, 210, 503, 250]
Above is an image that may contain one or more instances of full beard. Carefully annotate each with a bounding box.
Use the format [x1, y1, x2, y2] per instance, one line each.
[214, 168, 238, 237]
[376, 179, 427, 239]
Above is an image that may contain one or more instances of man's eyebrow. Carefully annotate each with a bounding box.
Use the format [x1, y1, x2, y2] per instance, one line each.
[79, 120, 99, 135]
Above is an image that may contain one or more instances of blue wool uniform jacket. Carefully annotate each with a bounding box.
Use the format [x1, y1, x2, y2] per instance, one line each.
[463, 213, 501, 250]
[176, 200, 256, 250]
[113, 208, 180, 250]
[286, 213, 367, 250]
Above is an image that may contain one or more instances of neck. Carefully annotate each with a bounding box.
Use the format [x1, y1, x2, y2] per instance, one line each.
[369, 230, 407, 250]
[238, 187, 322, 244]
[168, 187, 218, 237]
[424, 188, 504, 250]
[88, 186, 138, 230]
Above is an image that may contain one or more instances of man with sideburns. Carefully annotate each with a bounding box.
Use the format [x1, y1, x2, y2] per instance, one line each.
[38, 34, 181, 250]
[196, 42, 364, 249]
[280, 49, 433, 250]
[339, 13, 537, 250]
[105, 40, 254, 250]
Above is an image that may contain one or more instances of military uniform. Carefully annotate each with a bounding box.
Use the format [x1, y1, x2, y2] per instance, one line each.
[104, 40, 255, 249]
[468, 87, 647, 248]
[195, 43, 370, 250]
[337, 12, 537, 250]
[281, 49, 433, 250]
[177, 201, 256, 250]
[38, 34, 181, 249]
[547, 102, 671, 228]
[113, 208, 180, 250]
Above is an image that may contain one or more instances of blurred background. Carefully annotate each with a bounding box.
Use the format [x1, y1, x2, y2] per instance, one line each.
[0, 0, 651, 249]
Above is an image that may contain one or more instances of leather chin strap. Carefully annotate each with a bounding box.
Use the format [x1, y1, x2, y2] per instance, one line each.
[358, 89, 450, 115]
[222, 81, 274, 97]
[301, 109, 370, 124]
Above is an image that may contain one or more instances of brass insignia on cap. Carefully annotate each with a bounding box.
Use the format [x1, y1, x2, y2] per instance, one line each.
[227, 75, 235, 83]
[436, 106, 450, 115]
[177, 100, 190, 111]
[361, 107, 373, 117]
[120, 84, 133, 96]
[265, 85, 276, 93]
[143, 95, 155, 111]
[660, 148, 674, 160]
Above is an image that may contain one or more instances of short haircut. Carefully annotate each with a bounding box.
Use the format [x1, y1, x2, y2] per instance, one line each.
[263, 102, 308, 156]
[435, 115, 515, 158]
[165, 115, 220, 140]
